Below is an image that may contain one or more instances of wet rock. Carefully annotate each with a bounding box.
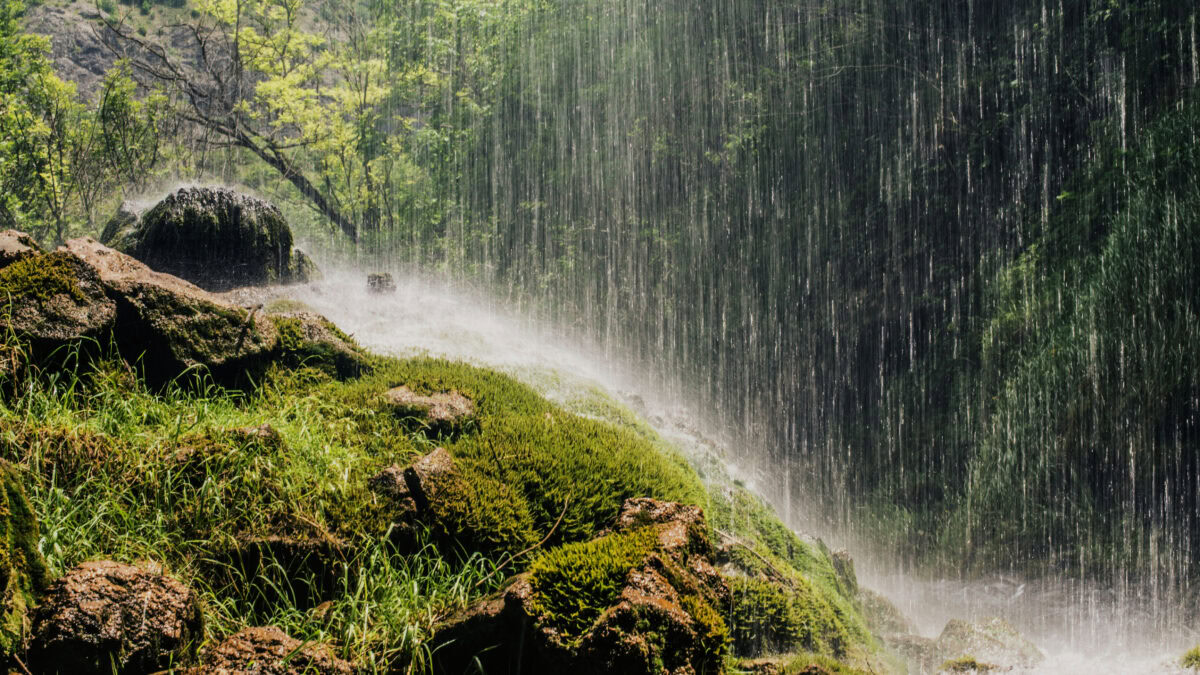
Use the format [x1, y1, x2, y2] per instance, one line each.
[0, 460, 49, 657]
[830, 549, 858, 596]
[367, 272, 396, 294]
[382, 386, 476, 437]
[858, 588, 914, 636]
[0, 229, 39, 268]
[191, 626, 352, 674]
[269, 311, 369, 379]
[0, 249, 117, 349]
[62, 236, 278, 385]
[99, 200, 142, 252]
[431, 497, 729, 675]
[27, 560, 202, 674]
[104, 186, 316, 291]
[934, 617, 1043, 669]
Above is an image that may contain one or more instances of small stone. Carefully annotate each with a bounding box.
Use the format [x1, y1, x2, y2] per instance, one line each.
[28, 560, 203, 674]
[367, 272, 395, 294]
[382, 386, 476, 437]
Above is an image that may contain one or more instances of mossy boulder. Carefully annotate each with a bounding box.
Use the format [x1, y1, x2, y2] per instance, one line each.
[269, 312, 370, 379]
[27, 560, 202, 674]
[934, 617, 1043, 670]
[101, 187, 316, 291]
[0, 460, 48, 657]
[431, 497, 729, 675]
[54, 237, 358, 386]
[0, 250, 116, 349]
[63, 237, 278, 385]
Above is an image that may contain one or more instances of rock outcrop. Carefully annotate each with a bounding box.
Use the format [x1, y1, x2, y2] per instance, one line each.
[27, 561, 203, 674]
[0, 460, 48, 658]
[190, 626, 353, 674]
[101, 187, 316, 291]
[0, 233, 364, 385]
[431, 497, 729, 675]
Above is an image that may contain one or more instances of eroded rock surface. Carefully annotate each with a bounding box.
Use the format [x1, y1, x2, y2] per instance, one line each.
[0, 230, 39, 268]
[28, 560, 202, 674]
[191, 626, 352, 674]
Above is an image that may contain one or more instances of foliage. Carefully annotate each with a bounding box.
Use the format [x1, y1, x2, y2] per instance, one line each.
[0, 2, 166, 242]
[1182, 645, 1200, 670]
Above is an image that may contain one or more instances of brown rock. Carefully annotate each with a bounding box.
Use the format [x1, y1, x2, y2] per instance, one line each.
[27, 560, 203, 674]
[62, 237, 279, 385]
[0, 249, 117, 346]
[382, 386, 476, 437]
[0, 229, 39, 268]
[192, 626, 352, 674]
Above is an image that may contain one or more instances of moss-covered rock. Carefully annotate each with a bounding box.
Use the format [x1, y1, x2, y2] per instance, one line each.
[0, 250, 116, 349]
[0, 460, 47, 657]
[269, 312, 369, 379]
[103, 187, 316, 291]
[367, 447, 538, 555]
[432, 497, 729, 675]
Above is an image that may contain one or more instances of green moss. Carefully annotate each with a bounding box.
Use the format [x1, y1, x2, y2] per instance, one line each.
[681, 593, 729, 662]
[1182, 646, 1200, 670]
[940, 655, 997, 672]
[0, 252, 85, 304]
[527, 526, 659, 640]
[728, 576, 850, 658]
[0, 460, 48, 657]
[264, 299, 314, 315]
[777, 652, 872, 674]
[424, 456, 539, 553]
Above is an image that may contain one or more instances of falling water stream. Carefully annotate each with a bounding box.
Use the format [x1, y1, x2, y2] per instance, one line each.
[258, 269, 1197, 673]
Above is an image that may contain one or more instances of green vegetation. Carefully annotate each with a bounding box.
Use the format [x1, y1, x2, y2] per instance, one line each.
[0, 459, 46, 654]
[1181, 645, 1200, 670]
[0, 252, 84, 303]
[940, 656, 997, 673]
[527, 525, 659, 639]
[0, 330, 873, 670]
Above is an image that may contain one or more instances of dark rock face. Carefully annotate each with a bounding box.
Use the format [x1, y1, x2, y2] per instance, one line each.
[27, 561, 203, 674]
[0, 460, 49, 657]
[382, 386, 476, 437]
[191, 626, 353, 674]
[431, 497, 730, 675]
[102, 187, 316, 291]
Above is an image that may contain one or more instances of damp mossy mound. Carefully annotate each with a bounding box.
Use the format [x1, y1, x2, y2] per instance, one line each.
[102, 187, 316, 291]
[0, 288, 879, 671]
